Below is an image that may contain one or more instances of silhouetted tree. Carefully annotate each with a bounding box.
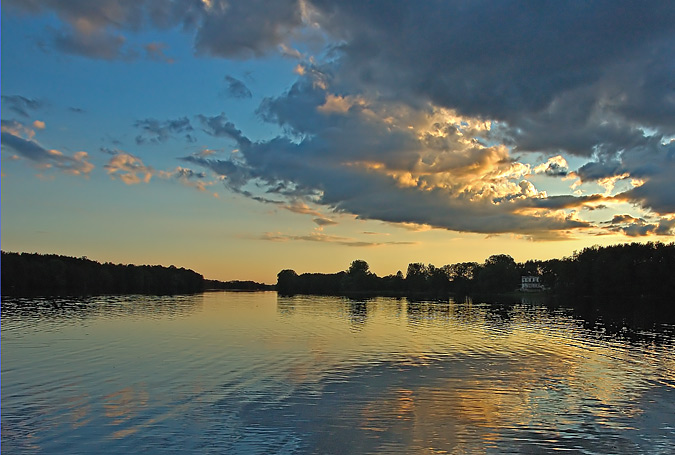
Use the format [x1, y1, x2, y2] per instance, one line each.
[474, 254, 519, 293]
[342, 259, 375, 292]
[406, 263, 429, 292]
[428, 264, 452, 294]
[448, 262, 480, 295]
[276, 269, 300, 295]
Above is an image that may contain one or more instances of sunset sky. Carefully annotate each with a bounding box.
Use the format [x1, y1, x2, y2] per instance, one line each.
[2, 1, 674, 283]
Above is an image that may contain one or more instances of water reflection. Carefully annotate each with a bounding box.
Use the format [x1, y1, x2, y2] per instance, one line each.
[564, 296, 675, 345]
[1, 294, 203, 330]
[346, 299, 369, 328]
[2, 292, 674, 454]
[270, 295, 675, 453]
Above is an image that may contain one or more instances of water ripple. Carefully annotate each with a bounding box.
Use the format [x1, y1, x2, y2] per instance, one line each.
[2, 293, 674, 454]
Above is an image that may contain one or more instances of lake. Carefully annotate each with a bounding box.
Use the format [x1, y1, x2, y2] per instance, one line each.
[2, 292, 674, 454]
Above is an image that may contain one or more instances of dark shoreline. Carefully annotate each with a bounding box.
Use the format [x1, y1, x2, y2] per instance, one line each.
[0, 251, 274, 296]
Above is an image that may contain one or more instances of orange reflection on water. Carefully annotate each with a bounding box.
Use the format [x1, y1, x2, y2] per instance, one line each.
[349, 302, 672, 453]
[104, 386, 149, 437]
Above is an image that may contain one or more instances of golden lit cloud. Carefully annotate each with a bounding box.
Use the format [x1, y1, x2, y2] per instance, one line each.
[318, 94, 366, 114]
[597, 173, 630, 195]
[104, 152, 153, 185]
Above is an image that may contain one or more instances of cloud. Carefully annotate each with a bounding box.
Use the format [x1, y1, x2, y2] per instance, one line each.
[1, 131, 93, 175]
[2, 119, 37, 140]
[184, 78, 598, 239]
[197, 113, 250, 144]
[194, 0, 304, 58]
[103, 150, 217, 192]
[533, 156, 569, 177]
[134, 117, 194, 144]
[53, 27, 130, 60]
[322, 2, 673, 127]
[179, 153, 252, 191]
[104, 151, 153, 184]
[575, 160, 624, 182]
[100, 146, 121, 155]
[224, 75, 252, 98]
[603, 214, 674, 237]
[7, 1, 674, 238]
[5, 0, 305, 59]
[7, 0, 673, 129]
[8, 1, 672, 141]
[144, 42, 174, 63]
[159, 166, 214, 192]
[5, 0, 145, 60]
[313, 217, 337, 227]
[1, 95, 46, 117]
[260, 231, 416, 247]
[575, 138, 675, 213]
[283, 201, 323, 217]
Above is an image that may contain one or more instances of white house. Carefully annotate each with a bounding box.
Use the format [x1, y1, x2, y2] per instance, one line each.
[521, 275, 543, 291]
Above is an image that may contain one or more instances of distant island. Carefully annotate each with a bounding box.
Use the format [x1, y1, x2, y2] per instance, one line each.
[204, 279, 275, 292]
[277, 242, 675, 300]
[1, 252, 272, 296]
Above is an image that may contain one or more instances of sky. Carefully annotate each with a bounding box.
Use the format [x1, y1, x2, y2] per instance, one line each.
[1, 1, 674, 283]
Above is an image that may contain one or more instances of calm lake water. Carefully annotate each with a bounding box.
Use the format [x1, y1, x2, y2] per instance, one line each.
[2, 292, 675, 454]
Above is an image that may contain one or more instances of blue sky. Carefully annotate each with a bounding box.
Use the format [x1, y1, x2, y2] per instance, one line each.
[2, 1, 674, 282]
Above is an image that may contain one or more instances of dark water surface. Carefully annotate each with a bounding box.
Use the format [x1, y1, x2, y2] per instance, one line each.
[2, 292, 674, 454]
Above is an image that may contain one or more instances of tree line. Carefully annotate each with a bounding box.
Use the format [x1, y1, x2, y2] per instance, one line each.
[277, 242, 675, 299]
[205, 279, 275, 291]
[1, 252, 279, 296]
[1, 252, 206, 295]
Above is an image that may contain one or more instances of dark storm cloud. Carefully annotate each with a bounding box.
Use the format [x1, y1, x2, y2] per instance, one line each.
[520, 195, 607, 211]
[1, 95, 46, 118]
[193, 0, 303, 58]
[617, 177, 675, 215]
[7, 0, 673, 124]
[134, 117, 194, 144]
[8, 1, 673, 139]
[315, 0, 674, 125]
[576, 138, 675, 214]
[224, 75, 252, 99]
[576, 160, 625, 182]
